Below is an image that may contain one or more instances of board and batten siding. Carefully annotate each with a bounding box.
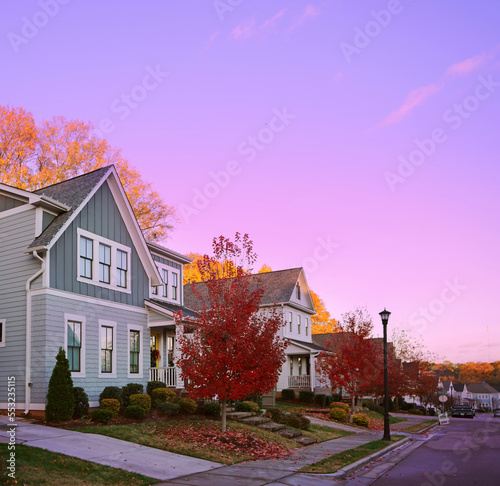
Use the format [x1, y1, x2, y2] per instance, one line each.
[30, 292, 150, 405]
[0, 194, 25, 212]
[49, 181, 149, 308]
[0, 207, 39, 405]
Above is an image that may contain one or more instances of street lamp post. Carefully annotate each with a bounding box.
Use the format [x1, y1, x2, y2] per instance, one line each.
[379, 308, 391, 441]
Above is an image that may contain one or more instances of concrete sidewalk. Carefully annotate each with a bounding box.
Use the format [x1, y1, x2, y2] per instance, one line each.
[0, 415, 222, 482]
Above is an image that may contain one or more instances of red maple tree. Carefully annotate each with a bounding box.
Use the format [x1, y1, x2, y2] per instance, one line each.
[176, 234, 288, 432]
[316, 308, 378, 411]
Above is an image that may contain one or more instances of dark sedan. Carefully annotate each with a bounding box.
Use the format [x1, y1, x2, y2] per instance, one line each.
[451, 404, 474, 418]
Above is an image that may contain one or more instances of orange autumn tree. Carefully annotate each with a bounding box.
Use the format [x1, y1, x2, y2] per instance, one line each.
[310, 290, 339, 334]
[176, 234, 288, 432]
[0, 105, 175, 241]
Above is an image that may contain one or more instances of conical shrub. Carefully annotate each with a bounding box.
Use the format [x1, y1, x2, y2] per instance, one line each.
[46, 347, 74, 422]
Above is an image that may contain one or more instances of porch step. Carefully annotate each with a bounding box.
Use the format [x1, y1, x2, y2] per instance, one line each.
[226, 411, 255, 420]
[277, 428, 302, 439]
[239, 416, 271, 426]
[293, 436, 318, 446]
[258, 422, 286, 432]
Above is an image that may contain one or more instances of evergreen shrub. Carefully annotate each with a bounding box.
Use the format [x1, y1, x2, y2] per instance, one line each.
[100, 398, 121, 418]
[46, 348, 74, 423]
[129, 394, 151, 412]
[73, 387, 89, 419]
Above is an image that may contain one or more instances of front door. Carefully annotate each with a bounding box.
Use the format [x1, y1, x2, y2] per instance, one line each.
[150, 333, 161, 367]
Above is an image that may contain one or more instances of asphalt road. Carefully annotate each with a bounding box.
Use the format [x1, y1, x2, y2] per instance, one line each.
[369, 413, 500, 486]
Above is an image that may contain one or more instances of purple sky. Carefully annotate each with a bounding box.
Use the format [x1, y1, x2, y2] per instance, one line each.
[2, 1, 499, 363]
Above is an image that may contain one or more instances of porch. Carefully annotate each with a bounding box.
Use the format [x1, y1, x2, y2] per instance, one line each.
[149, 367, 177, 387]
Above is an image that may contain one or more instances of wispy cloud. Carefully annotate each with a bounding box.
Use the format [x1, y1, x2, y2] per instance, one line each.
[202, 31, 220, 54]
[286, 4, 320, 34]
[332, 71, 344, 83]
[231, 17, 257, 40]
[377, 45, 500, 128]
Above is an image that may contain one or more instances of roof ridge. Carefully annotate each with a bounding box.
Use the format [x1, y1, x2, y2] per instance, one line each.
[34, 165, 113, 193]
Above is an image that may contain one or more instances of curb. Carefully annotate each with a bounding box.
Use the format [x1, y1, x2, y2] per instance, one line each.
[330, 436, 411, 478]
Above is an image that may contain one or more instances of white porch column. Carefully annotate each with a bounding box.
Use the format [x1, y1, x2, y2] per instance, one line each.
[310, 354, 315, 392]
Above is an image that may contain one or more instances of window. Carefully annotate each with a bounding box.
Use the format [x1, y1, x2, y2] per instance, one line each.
[117, 250, 128, 288]
[80, 236, 93, 278]
[129, 330, 140, 374]
[288, 312, 292, 332]
[0, 319, 5, 347]
[101, 326, 114, 373]
[67, 321, 82, 372]
[297, 315, 301, 334]
[298, 357, 303, 375]
[99, 243, 111, 284]
[172, 272, 178, 300]
[167, 336, 174, 367]
[296, 283, 301, 300]
[162, 269, 168, 297]
[305, 317, 309, 336]
[289, 357, 294, 376]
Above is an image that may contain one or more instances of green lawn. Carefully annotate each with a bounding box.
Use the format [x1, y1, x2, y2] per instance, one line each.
[300, 435, 406, 474]
[71, 420, 300, 464]
[401, 419, 438, 433]
[0, 443, 158, 485]
[301, 424, 353, 442]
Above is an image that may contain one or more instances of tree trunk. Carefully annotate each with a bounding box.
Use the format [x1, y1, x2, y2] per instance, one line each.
[351, 394, 355, 414]
[221, 399, 227, 433]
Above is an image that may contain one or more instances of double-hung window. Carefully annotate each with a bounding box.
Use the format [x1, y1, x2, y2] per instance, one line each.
[172, 273, 178, 300]
[80, 236, 93, 279]
[288, 312, 293, 332]
[101, 326, 114, 373]
[297, 315, 301, 334]
[117, 249, 128, 288]
[99, 243, 111, 284]
[0, 319, 5, 347]
[129, 330, 140, 374]
[305, 317, 309, 336]
[67, 321, 82, 372]
[162, 269, 168, 297]
[296, 283, 301, 300]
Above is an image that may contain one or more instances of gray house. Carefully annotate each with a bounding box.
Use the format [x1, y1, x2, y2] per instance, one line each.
[0, 166, 192, 414]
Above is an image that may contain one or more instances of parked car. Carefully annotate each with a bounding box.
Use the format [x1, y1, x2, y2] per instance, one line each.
[451, 404, 474, 418]
[493, 409, 500, 417]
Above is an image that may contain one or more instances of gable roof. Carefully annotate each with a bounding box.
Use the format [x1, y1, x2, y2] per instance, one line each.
[184, 268, 314, 312]
[453, 383, 466, 392]
[26, 165, 162, 286]
[466, 383, 499, 394]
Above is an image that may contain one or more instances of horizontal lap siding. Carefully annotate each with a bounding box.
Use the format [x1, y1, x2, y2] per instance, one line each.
[49, 181, 149, 307]
[30, 293, 150, 404]
[0, 208, 38, 404]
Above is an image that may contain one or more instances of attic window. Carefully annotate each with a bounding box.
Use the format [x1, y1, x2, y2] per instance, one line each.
[296, 283, 301, 300]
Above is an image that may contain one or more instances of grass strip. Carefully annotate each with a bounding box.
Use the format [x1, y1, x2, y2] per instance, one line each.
[401, 419, 438, 433]
[301, 424, 353, 443]
[0, 443, 158, 485]
[300, 435, 406, 474]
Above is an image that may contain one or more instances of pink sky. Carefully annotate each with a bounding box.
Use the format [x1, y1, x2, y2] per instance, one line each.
[2, 1, 499, 363]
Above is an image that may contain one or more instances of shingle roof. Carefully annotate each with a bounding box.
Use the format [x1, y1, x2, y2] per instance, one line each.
[453, 383, 466, 392]
[184, 268, 304, 311]
[466, 383, 499, 394]
[289, 339, 327, 352]
[147, 299, 198, 319]
[28, 166, 111, 249]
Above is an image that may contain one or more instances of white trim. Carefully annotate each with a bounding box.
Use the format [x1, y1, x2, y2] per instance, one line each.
[98, 320, 117, 378]
[0, 203, 34, 220]
[127, 324, 144, 379]
[0, 319, 5, 347]
[64, 313, 86, 378]
[89, 400, 99, 408]
[31, 287, 148, 315]
[77, 228, 132, 294]
[150, 264, 181, 305]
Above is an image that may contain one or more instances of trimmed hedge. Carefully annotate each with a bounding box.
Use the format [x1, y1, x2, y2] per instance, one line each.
[146, 381, 167, 397]
[100, 398, 121, 418]
[158, 401, 180, 415]
[281, 389, 295, 400]
[364, 401, 384, 414]
[203, 402, 221, 417]
[73, 387, 89, 419]
[236, 401, 259, 413]
[179, 398, 197, 414]
[298, 390, 315, 403]
[122, 383, 144, 407]
[151, 387, 176, 403]
[330, 402, 350, 413]
[330, 406, 348, 422]
[125, 405, 146, 419]
[130, 394, 151, 412]
[99, 386, 123, 405]
[315, 394, 327, 407]
[92, 408, 113, 424]
[352, 413, 370, 427]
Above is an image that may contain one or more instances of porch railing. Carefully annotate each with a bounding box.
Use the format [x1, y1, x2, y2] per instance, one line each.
[149, 367, 177, 387]
[288, 375, 311, 388]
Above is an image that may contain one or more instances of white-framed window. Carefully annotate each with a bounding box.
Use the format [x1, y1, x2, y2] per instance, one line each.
[162, 269, 168, 297]
[289, 356, 294, 376]
[64, 314, 86, 377]
[99, 320, 117, 377]
[77, 228, 131, 293]
[296, 283, 301, 300]
[297, 315, 301, 334]
[127, 324, 143, 378]
[305, 317, 309, 336]
[172, 272, 178, 300]
[0, 319, 5, 347]
[288, 311, 293, 332]
[298, 357, 303, 375]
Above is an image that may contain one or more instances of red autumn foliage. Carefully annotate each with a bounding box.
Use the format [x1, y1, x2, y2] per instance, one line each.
[176, 234, 288, 431]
